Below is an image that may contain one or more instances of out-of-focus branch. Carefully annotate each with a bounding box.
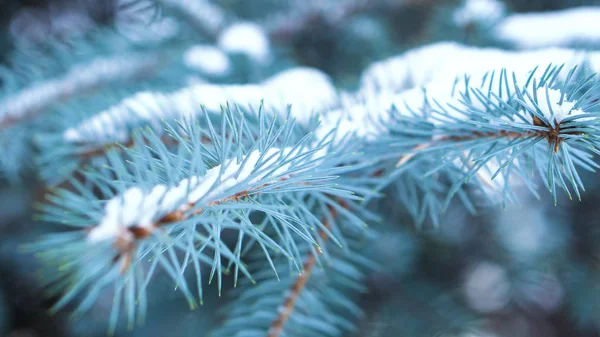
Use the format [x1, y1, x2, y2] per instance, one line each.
[266, 0, 439, 43]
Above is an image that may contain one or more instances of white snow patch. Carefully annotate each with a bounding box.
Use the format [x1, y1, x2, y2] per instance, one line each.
[218, 22, 271, 64]
[262, 67, 338, 123]
[63, 91, 172, 143]
[495, 7, 600, 49]
[262, 67, 332, 92]
[315, 76, 479, 145]
[522, 87, 588, 125]
[453, 0, 505, 27]
[183, 45, 231, 76]
[360, 42, 463, 93]
[0, 53, 161, 124]
[315, 89, 407, 143]
[463, 261, 511, 313]
[63, 67, 337, 144]
[357, 42, 600, 131]
[359, 42, 594, 94]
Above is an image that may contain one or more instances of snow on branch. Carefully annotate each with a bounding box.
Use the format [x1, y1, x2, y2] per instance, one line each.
[373, 64, 600, 209]
[452, 0, 506, 28]
[495, 7, 600, 49]
[218, 22, 271, 64]
[62, 67, 336, 144]
[318, 42, 598, 149]
[0, 52, 162, 129]
[314, 90, 402, 144]
[183, 44, 232, 77]
[359, 41, 599, 94]
[87, 146, 326, 246]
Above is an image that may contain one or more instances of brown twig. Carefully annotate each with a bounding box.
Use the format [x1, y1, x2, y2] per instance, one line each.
[395, 122, 578, 168]
[267, 203, 341, 337]
[395, 129, 531, 168]
[267, 251, 318, 337]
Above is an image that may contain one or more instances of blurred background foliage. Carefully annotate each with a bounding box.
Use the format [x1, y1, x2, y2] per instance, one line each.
[2, 0, 600, 337]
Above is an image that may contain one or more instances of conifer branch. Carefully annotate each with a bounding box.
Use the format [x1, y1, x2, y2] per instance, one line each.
[356, 63, 600, 225]
[266, 0, 436, 43]
[159, 0, 226, 41]
[31, 110, 366, 330]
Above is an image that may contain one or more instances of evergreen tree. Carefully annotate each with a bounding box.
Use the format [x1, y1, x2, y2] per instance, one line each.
[1, 1, 600, 336]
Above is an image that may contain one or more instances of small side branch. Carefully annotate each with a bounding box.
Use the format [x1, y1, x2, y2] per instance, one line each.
[267, 205, 338, 337]
[395, 124, 574, 168]
[267, 252, 317, 337]
[395, 129, 530, 167]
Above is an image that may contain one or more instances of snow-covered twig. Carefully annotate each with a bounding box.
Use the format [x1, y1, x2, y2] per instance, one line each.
[89, 146, 324, 272]
[62, 67, 337, 145]
[0, 52, 162, 128]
